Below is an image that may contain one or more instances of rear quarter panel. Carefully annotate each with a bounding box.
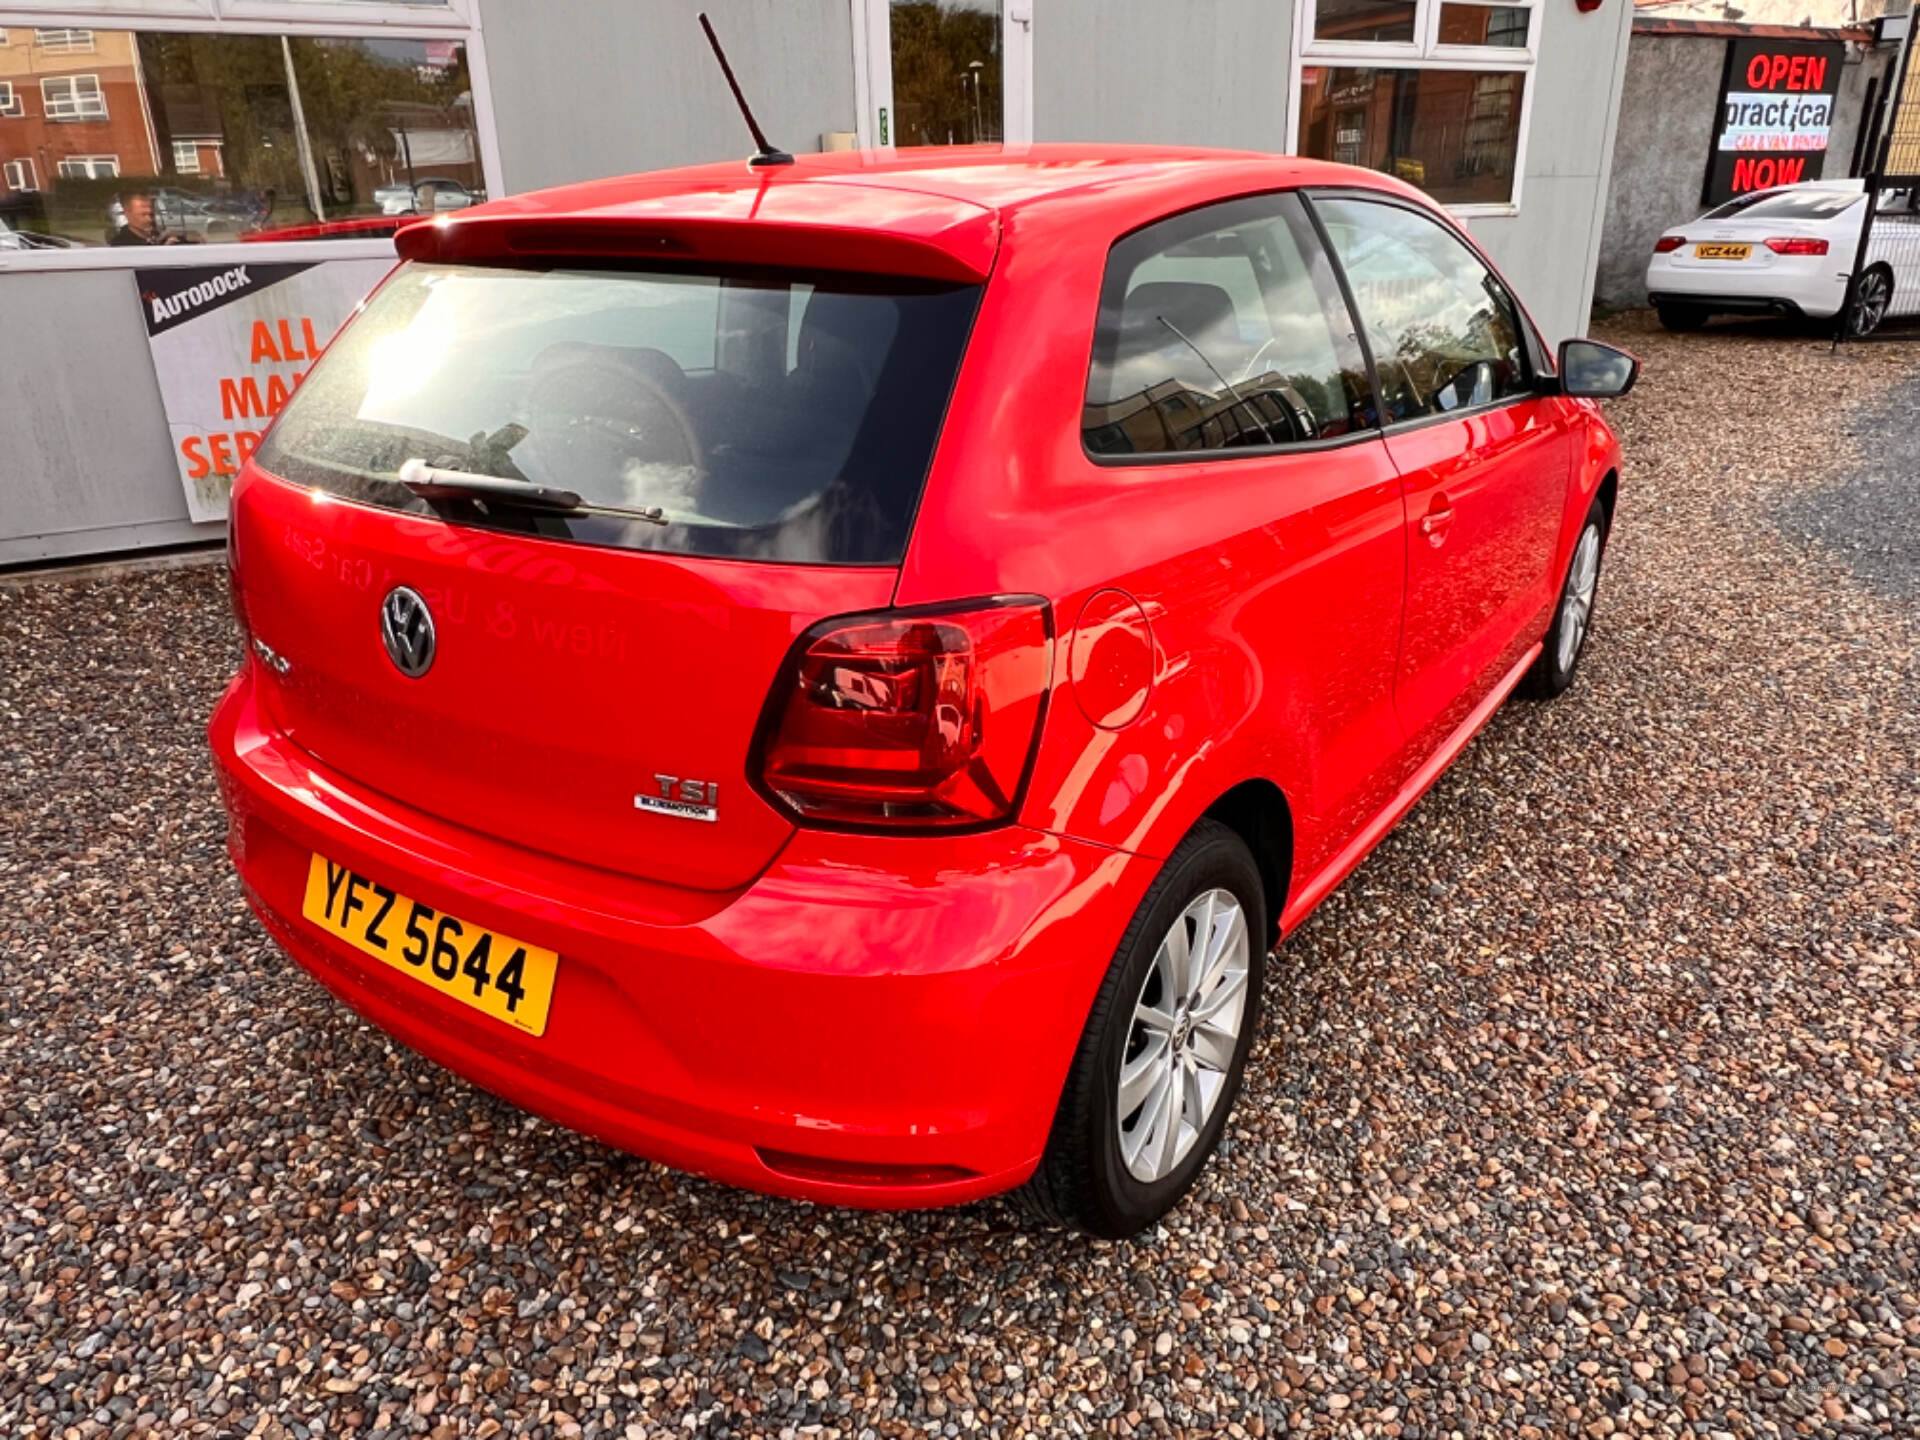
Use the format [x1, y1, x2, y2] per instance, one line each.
[894, 186, 1409, 900]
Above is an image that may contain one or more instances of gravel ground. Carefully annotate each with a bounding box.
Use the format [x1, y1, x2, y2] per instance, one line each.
[1776, 366, 1920, 606]
[3, 313, 1918, 1440]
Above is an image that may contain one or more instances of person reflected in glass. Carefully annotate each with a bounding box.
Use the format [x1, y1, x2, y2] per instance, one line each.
[110, 192, 181, 247]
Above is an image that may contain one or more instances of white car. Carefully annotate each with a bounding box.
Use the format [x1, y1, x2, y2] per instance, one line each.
[1646, 178, 1920, 335]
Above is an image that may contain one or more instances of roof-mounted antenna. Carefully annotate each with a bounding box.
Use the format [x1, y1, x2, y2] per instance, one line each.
[698, 12, 794, 169]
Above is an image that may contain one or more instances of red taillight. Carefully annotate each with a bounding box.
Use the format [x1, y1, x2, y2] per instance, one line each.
[1653, 236, 1685, 254]
[226, 516, 251, 650]
[1764, 236, 1828, 256]
[754, 599, 1052, 830]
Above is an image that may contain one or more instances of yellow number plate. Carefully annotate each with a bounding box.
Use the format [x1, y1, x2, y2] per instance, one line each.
[300, 853, 559, 1037]
[1694, 243, 1753, 260]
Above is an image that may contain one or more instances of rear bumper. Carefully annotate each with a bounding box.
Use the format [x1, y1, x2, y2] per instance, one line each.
[210, 666, 1152, 1209]
[1647, 290, 1823, 318]
[1645, 256, 1845, 318]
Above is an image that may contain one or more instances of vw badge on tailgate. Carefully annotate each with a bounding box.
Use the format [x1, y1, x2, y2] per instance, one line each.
[380, 586, 436, 678]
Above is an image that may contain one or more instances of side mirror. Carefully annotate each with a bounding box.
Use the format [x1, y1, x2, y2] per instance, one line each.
[1556, 338, 1640, 399]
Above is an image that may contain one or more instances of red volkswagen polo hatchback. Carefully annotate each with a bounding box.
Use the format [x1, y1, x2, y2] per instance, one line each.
[212, 145, 1635, 1237]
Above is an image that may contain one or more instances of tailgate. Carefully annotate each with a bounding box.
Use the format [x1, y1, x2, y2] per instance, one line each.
[235, 469, 895, 892]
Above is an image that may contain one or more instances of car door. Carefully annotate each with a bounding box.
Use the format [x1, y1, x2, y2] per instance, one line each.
[1061, 191, 1412, 882]
[1311, 193, 1571, 760]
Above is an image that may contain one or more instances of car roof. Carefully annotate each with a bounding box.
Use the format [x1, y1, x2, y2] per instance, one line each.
[478, 144, 1396, 217]
[398, 145, 1421, 282]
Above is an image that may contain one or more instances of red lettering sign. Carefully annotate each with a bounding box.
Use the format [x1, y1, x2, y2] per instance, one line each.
[1730, 154, 1808, 192]
[1745, 50, 1831, 92]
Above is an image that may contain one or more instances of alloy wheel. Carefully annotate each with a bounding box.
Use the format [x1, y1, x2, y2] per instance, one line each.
[1556, 522, 1602, 675]
[1116, 888, 1251, 1183]
[1851, 271, 1891, 337]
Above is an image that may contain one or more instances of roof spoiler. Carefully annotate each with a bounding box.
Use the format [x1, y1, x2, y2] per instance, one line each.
[394, 207, 999, 285]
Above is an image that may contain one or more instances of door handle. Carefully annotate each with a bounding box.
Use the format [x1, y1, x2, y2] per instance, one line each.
[1419, 501, 1455, 547]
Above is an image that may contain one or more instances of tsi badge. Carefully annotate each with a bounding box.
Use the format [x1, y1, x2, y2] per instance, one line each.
[636, 774, 719, 823]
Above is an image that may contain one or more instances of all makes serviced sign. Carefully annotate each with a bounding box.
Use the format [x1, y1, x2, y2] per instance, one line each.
[1704, 38, 1845, 206]
[137, 259, 391, 522]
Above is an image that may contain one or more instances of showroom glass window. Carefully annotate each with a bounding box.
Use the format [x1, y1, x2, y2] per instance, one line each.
[0, 1, 487, 252]
[1295, 0, 1538, 210]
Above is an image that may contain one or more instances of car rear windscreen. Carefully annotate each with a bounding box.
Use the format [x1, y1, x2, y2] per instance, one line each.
[1704, 189, 1863, 221]
[255, 261, 982, 565]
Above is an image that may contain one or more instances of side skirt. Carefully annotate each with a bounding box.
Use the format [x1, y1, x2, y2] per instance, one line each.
[1278, 642, 1542, 936]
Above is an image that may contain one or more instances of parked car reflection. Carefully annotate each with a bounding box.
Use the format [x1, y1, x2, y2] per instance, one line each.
[373, 178, 483, 216]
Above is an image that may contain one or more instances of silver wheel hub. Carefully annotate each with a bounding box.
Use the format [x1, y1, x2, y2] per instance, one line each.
[1855, 273, 1890, 333]
[1117, 888, 1251, 1184]
[1556, 522, 1601, 676]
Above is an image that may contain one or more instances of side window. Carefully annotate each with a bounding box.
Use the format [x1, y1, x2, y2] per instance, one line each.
[1313, 196, 1530, 424]
[1083, 192, 1375, 458]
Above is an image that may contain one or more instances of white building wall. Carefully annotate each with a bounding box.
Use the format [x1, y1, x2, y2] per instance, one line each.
[0, 270, 211, 565]
[1036, 0, 1293, 152]
[476, 0, 857, 191]
[1468, 0, 1636, 343]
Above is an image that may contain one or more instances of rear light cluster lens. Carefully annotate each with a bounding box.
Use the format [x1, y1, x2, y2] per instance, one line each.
[755, 600, 1052, 830]
[1764, 236, 1829, 256]
[1653, 236, 1686, 254]
[226, 518, 251, 650]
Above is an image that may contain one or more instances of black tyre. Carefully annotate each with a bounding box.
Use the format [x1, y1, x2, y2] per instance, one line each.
[1656, 303, 1708, 332]
[1521, 497, 1608, 700]
[1848, 265, 1894, 338]
[1020, 819, 1265, 1238]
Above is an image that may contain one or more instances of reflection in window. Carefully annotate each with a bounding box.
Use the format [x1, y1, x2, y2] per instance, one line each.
[1299, 66, 1525, 207]
[35, 29, 96, 56]
[1313, 0, 1419, 43]
[43, 74, 108, 121]
[1436, 3, 1530, 46]
[1316, 197, 1529, 422]
[1083, 193, 1375, 457]
[57, 155, 118, 179]
[0, 28, 479, 247]
[258, 263, 983, 566]
[889, 1, 1001, 146]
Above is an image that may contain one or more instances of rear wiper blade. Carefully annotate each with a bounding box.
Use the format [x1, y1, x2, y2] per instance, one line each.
[398, 458, 584, 510]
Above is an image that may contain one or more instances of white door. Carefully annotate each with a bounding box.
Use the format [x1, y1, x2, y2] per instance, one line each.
[853, 0, 1034, 149]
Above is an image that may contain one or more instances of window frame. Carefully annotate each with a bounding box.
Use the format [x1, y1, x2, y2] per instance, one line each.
[33, 24, 95, 50]
[1080, 187, 1389, 469]
[4, 156, 37, 190]
[0, 0, 500, 272]
[0, 79, 19, 116]
[41, 71, 107, 120]
[850, 0, 1035, 150]
[1300, 185, 1552, 438]
[1290, 0, 1540, 216]
[56, 152, 117, 176]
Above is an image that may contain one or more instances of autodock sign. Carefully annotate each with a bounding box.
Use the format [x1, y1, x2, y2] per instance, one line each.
[136, 258, 391, 522]
[1704, 37, 1845, 206]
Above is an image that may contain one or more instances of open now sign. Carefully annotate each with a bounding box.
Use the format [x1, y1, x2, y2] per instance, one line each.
[1704, 38, 1845, 206]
